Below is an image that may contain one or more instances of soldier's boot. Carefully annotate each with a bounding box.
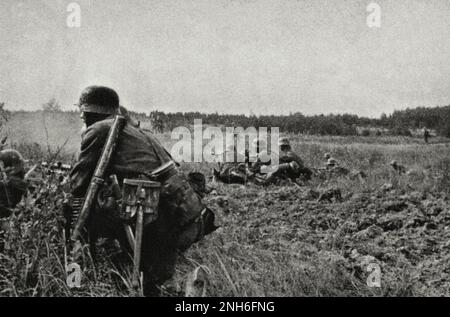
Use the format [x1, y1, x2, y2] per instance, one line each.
[142, 245, 178, 297]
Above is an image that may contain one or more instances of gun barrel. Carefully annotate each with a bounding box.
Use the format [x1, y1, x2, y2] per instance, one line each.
[71, 115, 126, 241]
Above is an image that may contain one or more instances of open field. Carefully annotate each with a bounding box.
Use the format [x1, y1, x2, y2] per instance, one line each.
[1, 112, 450, 296]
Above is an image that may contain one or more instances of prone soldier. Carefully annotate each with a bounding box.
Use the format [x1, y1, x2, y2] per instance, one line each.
[214, 144, 248, 184]
[324, 153, 338, 170]
[390, 160, 407, 174]
[323, 152, 351, 177]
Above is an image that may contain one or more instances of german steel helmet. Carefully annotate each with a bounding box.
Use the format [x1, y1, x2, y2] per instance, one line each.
[0, 149, 25, 173]
[327, 158, 337, 166]
[76, 86, 120, 115]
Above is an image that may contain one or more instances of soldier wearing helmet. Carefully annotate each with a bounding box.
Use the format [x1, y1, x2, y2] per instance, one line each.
[277, 137, 312, 181]
[0, 149, 25, 178]
[326, 158, 338, 168]
[0, 149, 28, 219]
[390, 160, 406, 174]
[69, 86, 217, 296]
[321, 153, 353, 177]
[324, 153, 339, 170]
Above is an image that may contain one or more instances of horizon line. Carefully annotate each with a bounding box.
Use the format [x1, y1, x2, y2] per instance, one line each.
[4, 103, 450, 120]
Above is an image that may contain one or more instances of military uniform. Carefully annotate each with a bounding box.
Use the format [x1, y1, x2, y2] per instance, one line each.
[0, 149, 28, 219]
[278, 149, 312, 180]
[215, 145, 248, 184]
[390, 160, 407, 174]
[71, 118, 172, 197]
[276, 137, 312, 181]
[0, 149, 27, 253]
[70, 86, 216, 296]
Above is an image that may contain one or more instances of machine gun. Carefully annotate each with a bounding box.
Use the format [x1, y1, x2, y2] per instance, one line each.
[41, 161, 72, 173]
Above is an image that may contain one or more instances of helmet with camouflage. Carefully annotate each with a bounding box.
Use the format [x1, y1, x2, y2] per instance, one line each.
[76, 86, 120, 115]
[0, 149, 25, 177]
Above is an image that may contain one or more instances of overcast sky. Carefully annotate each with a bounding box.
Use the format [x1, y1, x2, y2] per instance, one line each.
[1, 0, 449, 117]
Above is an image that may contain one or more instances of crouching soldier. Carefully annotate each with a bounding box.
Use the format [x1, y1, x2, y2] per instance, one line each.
[0, 149, 28, 252]
[68, 86, 218, 296]
[0, 149, 28, 218]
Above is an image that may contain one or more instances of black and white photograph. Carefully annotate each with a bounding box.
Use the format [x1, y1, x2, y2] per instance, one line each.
[0, 0, 449, 301]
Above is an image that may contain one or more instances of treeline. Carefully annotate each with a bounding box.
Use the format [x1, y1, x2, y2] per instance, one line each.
[5, 101, 450, 137]
[146, 105, 450, 137]
[147, 111, 375, 135]
[381, 106, 450, 137]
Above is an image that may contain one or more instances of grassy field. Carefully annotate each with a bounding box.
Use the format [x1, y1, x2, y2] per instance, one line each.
[1, 112, 450, 296]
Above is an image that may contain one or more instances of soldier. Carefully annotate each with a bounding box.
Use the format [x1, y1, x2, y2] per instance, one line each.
[324, 153, 338, 170]
[423, 128, 430, 144]
[247, 136, 310, 184]
[320, 152, 352, 178]
[214, 144, 248, 184]
[69, 86, 217, 296]
[277, 137, 312, 180]
[0, 149, 28, 218]
[0, 149, 28, 252]
[390, 160, 407, 174]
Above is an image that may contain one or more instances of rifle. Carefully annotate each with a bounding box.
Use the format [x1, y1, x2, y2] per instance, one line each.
[71, 115, 126, 241]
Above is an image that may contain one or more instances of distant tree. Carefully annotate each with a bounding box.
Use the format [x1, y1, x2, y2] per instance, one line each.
[380, 113, 388, 127]
[125, 104, 450, 137]
[437, 111, 450, 138]
[149, 111, 165, 133]
[0, 102, 10, 149]
[390, 125, 412, 137]
[42, 98, 62, 112]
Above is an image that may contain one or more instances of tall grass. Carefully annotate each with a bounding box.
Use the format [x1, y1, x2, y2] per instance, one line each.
[1, 113, 449, 297]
